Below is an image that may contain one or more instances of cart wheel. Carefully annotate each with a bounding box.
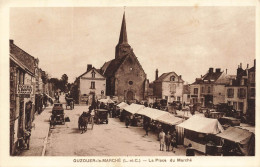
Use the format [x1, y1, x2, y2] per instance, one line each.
[106, 120, 108, 124]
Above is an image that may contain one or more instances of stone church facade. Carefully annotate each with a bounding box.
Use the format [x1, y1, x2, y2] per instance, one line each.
[101, 13, 148, 102]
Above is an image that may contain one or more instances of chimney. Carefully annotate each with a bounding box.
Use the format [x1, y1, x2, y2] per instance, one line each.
[254, 59, 256, 67]
[240, 63, 242, 68]
[179, 75, 182, 80]
[10, 39, 14, 44]
[216, 68, 221, 73]
[209, 68, 214, 74]
[87, 64, 92, 72]
[247, 64, 249, 69]
[226, 69, 228, 74]
[155, 69, 158, 80]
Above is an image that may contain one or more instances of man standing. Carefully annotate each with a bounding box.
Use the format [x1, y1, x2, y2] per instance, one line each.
[159, 129, 165, 151]
[165, 131, 171, 152]
[144, 121, 149, 136]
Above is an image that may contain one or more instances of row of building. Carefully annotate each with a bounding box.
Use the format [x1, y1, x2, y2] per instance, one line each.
[9, 40, 55, 155]
[72, 12, 255, 123]
[190, 63, 255, 123]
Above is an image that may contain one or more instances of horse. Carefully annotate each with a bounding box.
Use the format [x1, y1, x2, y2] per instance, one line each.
[78, 115, 89, 134]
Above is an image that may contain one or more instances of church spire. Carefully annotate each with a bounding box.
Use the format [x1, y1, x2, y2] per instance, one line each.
[118, 12, 128, 44]
[115, 11, 131, 59]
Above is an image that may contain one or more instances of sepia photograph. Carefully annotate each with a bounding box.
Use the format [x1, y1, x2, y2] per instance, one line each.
[1, 1, 259, 167]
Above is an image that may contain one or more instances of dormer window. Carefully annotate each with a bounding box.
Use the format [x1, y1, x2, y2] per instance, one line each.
[91, 70, 96, 78]
[170, 76, 175, 81]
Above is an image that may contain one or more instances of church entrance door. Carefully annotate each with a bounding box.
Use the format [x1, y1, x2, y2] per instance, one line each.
[126, 91, 134, 101]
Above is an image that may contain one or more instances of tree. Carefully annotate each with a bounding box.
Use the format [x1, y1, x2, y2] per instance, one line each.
[60, 74, 68, 92]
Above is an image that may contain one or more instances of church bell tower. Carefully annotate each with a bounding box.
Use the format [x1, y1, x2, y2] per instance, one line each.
[115, 12, 132, 59]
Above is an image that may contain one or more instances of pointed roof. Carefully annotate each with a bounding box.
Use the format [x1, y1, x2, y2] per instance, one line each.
[118, 12, 128, 44]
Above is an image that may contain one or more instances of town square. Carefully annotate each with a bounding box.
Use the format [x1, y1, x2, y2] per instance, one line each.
[3, 5, 257, 166]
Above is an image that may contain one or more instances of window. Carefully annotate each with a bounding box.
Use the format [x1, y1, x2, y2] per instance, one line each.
[250, 88, 255, 97]
[129, 81, 133, 85]
[238, 102, 244, 111]
[201, 87, 204, 93]
[238, 88, 246, 99]
[177, 97, 180, 101]
[165, 96, 168, 100]
[170, 76, 175, 81]
[194, 88, 198, 95]
[129, 67, 133, 71]
[233, 102, 237, 110]
[170, 84, 176, 93]
[91, 70, 96, 78]
[227, 88, 234, 98]
[227, 101, 231, 106]
[90, 81, 95, 89]
[207, 86, 211, 93]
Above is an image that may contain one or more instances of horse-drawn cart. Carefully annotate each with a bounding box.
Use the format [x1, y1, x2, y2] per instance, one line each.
[78, 112, 94, 133]
[65, 97, 74, 110]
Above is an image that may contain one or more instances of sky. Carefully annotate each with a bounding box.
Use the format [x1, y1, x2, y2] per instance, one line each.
[10, 7, 255, 83]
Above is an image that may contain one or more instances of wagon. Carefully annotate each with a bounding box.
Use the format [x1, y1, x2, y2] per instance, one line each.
[94, 109, 109, 124]
[51, 103, 65, 125]
[65, 97, 74, 110]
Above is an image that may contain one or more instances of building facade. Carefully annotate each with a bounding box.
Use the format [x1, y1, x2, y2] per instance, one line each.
[10, 40, 38, 155]
[190, 68, 234, 107]
[153, 71, 184, 103]
[101, 13, 147, 102]
[75, 65, 106, 104]
[182, 84, 191, 105]
[247, 60, 256, 124]
[225, 61, 256, 123]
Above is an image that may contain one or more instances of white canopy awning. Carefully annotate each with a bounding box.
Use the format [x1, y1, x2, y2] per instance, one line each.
[177, 115, 224, 134]
[123, 104, 145, 114]
[137, 107, 167, 120]
[98, 98, 115, 104]
[156, 113, 184, 125]
[117, 102, 129, 109]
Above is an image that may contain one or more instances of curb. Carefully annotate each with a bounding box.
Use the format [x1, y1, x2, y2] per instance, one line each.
[41, 118, 51, 156]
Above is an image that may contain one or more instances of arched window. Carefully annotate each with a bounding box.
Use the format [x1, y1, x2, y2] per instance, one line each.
[170, 76, 175, 81]
[91, 70, 96, 78]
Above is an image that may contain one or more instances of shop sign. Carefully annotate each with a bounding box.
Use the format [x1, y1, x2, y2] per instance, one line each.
[17, 85, 33, 95]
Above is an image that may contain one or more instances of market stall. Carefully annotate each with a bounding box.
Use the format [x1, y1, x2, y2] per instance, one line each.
[156, 113, 184, 126]
[176, 115, 224, 154]
[216, 127, 255, 156]
[137, 107, 167, 120]
[120, 104, 145, 124]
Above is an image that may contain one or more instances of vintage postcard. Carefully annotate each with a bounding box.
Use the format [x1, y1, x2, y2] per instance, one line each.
[0, 0, 259, 167]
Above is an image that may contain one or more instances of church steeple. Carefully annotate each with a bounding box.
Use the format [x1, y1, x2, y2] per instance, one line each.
[115, 12, 132, 59]
[118, 12, 128, 44]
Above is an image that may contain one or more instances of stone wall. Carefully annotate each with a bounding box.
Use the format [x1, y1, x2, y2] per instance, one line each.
[115, 55, 146, 102]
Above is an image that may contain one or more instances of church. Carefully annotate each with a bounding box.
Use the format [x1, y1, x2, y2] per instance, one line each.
[101, 12, 148, 102]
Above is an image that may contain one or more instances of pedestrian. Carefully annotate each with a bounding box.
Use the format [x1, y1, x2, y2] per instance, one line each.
[186, 143, 195, 156]
[159, 129, 165, 151]
[144, 121, 149, 136]
[171, 134, 177, 153]
[165, 131, 171, 152]
[125, 115, 130, 128]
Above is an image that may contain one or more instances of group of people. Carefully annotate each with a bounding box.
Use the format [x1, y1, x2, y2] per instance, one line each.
[158, 129, 178, 152]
